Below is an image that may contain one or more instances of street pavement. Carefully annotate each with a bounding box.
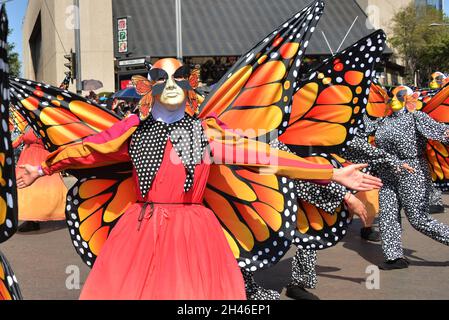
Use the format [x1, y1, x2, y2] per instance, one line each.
[2, 178, 449, 300]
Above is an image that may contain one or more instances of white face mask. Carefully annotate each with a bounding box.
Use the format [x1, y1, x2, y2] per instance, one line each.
[157, 76, 187, 110]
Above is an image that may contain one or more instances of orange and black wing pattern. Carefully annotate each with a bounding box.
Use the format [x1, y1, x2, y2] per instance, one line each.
[204, 165, 297, 271]
[9, 78, 120, 152]
[294, 153, 351, 249]
[9, 78, 135, 266]
[0, 251, 22, 300]
[366, 79, 391, 119]
[418, 88, 439, 105]
[422, 83, 449, 190]
[0, 6, 18, 244]
[9, 106, 28, 134]
[65, 163, 137, 267]
[199, 1, 325, 139]
[279, 30, 387, 156]
[132, 75, 154, 120]
[295, 201, 350, 250]
[0, 5, 22, 301]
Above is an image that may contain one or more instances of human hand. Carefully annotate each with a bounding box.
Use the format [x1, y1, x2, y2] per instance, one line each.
[332, 164, 383, 191]
[344, 193, 368, 227]
[16, 165, 42, 189]
[401, 163, 416, 174]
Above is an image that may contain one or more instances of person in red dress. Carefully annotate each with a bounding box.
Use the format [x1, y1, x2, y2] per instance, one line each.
[16, 58, 382, 300]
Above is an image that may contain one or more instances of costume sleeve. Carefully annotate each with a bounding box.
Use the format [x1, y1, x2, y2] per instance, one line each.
[41, 115, 139, 175]
[343, 135, 402, 172]
[296, 181, 347, 214]
[268, 139, 347, 213]
[12, 133, 24, 149]
[203, 118, 334, 183]
[414, 111, 449, 143]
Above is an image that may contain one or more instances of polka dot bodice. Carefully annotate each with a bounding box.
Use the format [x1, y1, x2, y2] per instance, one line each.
[129, 114, 210, 199]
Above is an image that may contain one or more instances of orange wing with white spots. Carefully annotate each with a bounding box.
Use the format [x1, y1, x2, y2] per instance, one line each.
[8, 79, 136, 267]
[9, 78, 121, 152]
[0, 252, 22, 300]
[0, 4, 22, 301]
[279, 30, 387, 156]
[422, 83, 449, 190]
[199, 1, 325, 139]
[204, 165, 298, 271]
[0, 6, 18, 244]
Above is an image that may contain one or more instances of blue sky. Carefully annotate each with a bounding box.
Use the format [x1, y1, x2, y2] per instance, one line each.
[5, 0, 28, 74]
[2, 0, 449, 76]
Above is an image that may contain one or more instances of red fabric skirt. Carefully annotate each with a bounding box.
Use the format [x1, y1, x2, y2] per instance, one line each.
[80, 203, 246, 300]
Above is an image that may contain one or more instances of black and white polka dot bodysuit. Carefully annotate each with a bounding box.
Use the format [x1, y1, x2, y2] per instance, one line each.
[369, 110, 449, 261]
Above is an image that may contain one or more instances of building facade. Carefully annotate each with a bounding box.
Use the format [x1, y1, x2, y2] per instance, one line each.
[23, 0, 398, 91]
[415, 0, 444, 11]
[22, 0, 116, 92]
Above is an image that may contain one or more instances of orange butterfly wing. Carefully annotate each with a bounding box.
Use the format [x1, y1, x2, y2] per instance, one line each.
[0, 12, 18, 244]
[189, 68, 200, 90]
[9, 78, 121, 152]
[131, 75, 154, 120]
[0, 252, 22, 300]
[0, 6, 22, 301]
[65, 163, 138, 267]
[204, 165, 297, 271]
[279, 30, 387, 156]
[131, 75, 152, 96]
[293, 153, 352, 249]
[199, 1, 325, 139]
[422, 83, 449, 189]
[367, 80, 391, 119]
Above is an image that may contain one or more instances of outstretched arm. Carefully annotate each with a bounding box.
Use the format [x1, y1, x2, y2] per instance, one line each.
[414, 111, 449, 143]
[203, 118, 383, 191]
[343, 135, 402, 172]
[16, 115, 139, 188]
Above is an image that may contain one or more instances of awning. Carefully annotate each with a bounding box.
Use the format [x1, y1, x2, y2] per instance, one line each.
[112, 0, 393, 57]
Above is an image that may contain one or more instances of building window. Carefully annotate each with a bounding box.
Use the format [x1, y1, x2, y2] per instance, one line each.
[29, 13, 42, 80]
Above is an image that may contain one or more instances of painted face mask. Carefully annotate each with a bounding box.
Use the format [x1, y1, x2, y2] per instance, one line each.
[390, 86, 422, 113]
[132, 58, 201, 120]
[430, 72, 448, 90]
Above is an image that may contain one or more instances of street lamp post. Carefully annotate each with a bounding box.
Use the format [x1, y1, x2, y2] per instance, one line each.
[175, 0, 183, 62]
[74, 0, 82, 94]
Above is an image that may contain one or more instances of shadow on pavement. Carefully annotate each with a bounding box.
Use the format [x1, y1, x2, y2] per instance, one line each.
[17, 221, 67, 236]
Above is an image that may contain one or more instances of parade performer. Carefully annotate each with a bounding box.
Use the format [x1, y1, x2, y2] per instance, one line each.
[366, 85, 449, 269]
[424, 72, 449, 214]
[13, 128, 67, 232]
[11, 1, 382, 299]
[0, 4, 22, 300]
[233, 26, 395, 300]
[429, 71, 449, 90]
[242, 131, 409, 300]
[15, 57, 380, 300]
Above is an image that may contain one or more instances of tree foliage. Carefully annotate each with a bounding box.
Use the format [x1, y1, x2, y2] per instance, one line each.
[390, 4, 449, 86]
[7, 29, 21, 77]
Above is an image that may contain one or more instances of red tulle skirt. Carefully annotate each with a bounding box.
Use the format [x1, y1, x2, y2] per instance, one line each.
[80, 203, 246, 300]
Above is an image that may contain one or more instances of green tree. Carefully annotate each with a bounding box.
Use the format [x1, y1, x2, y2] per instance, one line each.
[7, 29, 21, 77]
[390, 4, 449, 86]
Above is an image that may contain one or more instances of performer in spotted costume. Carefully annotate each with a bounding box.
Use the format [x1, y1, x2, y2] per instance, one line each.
[366, 86, 449, 269]
[242, 137, 402, 300]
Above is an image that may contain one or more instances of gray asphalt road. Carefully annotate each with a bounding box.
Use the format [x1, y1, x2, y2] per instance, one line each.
[2, 179, 449, 300]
